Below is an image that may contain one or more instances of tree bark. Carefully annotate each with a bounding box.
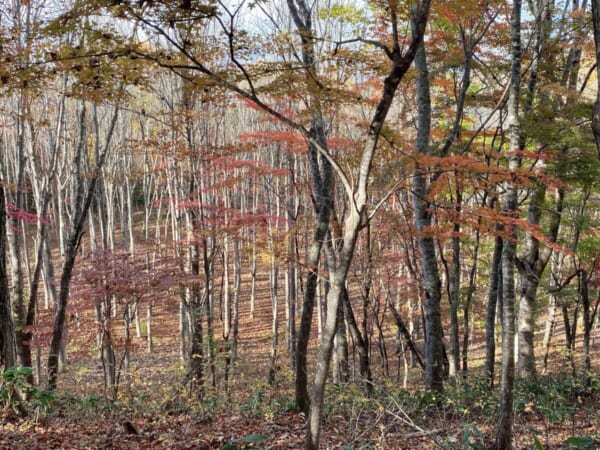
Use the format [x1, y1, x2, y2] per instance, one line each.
[343, 288, 373, 390]
[485, 235, 503, 387]
[413, 37, 444, 393]
[448, 228, 460, 379]
[0, 182, 17, 369]
[593, 0, 600, 157]
[333, 297, 349, 384]
[305, 208, 362, 450]
[462, 228, 480, 374]
[286, 0, 333, 412]
[496, 1, 521, 447]
[517, 183, 563, 379]
[388, 297, 425, 371]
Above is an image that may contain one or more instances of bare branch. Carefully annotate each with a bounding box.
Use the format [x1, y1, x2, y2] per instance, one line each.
[334, 37, 392, 60]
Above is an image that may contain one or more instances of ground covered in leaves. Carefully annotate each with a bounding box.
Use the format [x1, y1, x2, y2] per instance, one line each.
[1, 371, 599, 449]
[2, 242, 600, 448]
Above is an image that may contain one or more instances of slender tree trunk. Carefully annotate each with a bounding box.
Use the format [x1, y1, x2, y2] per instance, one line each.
[147, 303, 153, 353]
[343, 288, 373, 391]
[268, 254, 279, 386]
[496, 1, 521, 447]
[590, 0, 600, 157]
[286, 0, 334, 413]
[222, 234, 231, 389]
[388, 297, 425, 370]
[205, 238, 216, 390]
[581, 270, 599, 373]
[249, 230, 257, 320]
[448, 229, 461, 379]
[187, 240, 204, 397]
[333, 297, 349, 384]
[0, 183, 17, 369]
[42, 234, 58, 310]
[180, 299, 188, 360]
[123, 302, 131, 375]
[286, 155, 297, 368]
[562, 302, 577, 374]
[413, 39, 444, 393]
[306, 208, 362, 450]
[496, 236, 517, 450]
[101, 328, 116, 400]
[231, 238, 241, 371]
[17, 197, 50, 383]
[187, 160, 211, 395]
[541, 294, 556, 374]
[462, 229, 480, 374]
[485, 235, 503, 387]
[517, 271, 538, 379]
[8, 123, 26, 367]
[188, 294, 204, 396]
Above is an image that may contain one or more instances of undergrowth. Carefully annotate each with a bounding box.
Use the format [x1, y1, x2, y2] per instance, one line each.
[2, 365, 599, 449]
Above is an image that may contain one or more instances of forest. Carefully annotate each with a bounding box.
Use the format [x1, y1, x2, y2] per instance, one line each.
[1, 0, 600, 448]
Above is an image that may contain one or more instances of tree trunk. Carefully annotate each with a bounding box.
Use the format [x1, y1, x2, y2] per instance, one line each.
[7, 125, 25, 367]
[179, 299, 188, 360]
[0, 183, 17, 369]
[541, 293, 556, 374]
[306, 208, 362, 450]
[517, 271, 538, 379]
[496, 237, 517, 450]
[268, 255, 279, 386]
[101, 328, 116, 400]
[333, 297, 349, 384]
[343, 288, 373, 392]
[581, 270, 599, 373]
[496, 1, 521, 447]
[231, 238, 241, 371]
[147, 303, 153, 353]
[413, 39, 444, 393]
[285, 0, 334, 413]
[388, 297, 425, 371]
[286, 155, 297, 368]
[448, 230, 461, 379]
[462, 229, 480, 374]
[591, 0, 600, 157]
[187, 236, 204, 397]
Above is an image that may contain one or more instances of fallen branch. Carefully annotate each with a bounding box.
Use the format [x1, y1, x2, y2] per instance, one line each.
[385, 397, 446, 449]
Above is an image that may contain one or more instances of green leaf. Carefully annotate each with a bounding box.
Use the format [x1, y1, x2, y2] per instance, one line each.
[16, 367, 33, 376]
[565, 436, 595, 449]
[240, 434, 268, 443]
[461, 425, 472, 450]
[220, 445, 238, 450]
[532, 435, 544, 450]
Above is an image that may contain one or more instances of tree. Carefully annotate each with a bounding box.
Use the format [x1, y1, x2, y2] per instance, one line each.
[412, 35, 445, 392]
[0, 180, 16, 369]
[47, 101, 120, 389]
[284, 0, 335, 413]
[496, 0, 522, 448]
[591, 0, 600, 156]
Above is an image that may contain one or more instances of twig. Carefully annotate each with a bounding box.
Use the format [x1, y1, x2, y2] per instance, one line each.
[385, 397, 447, 449]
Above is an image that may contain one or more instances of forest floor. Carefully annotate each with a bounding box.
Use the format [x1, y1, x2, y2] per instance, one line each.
[1, 239, 600, 448]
